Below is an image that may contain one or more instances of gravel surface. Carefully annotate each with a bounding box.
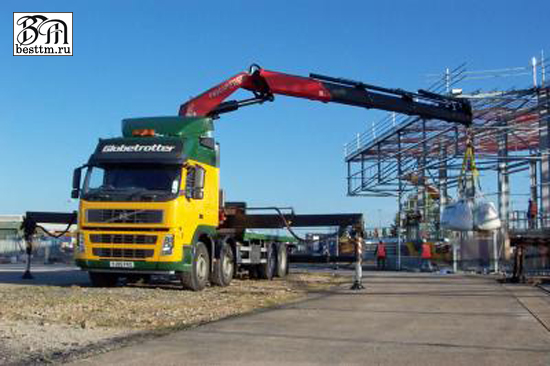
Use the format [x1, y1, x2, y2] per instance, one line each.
[0, 271, 346, 365]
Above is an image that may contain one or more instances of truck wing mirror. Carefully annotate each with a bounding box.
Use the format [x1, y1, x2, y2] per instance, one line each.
[185, 165, 206, 200]
[71, 167, 82, 199]
[192, 166, 205, 199]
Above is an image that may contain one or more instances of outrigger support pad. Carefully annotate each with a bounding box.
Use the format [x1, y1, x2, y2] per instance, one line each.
[20, 216, 37, 280]
[19, 211, 77, 280]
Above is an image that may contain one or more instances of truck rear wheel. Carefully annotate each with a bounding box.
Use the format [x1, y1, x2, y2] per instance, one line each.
[276, 243, 289, 278]
[89, 272, 118, 287]
[181, 242, 210, 291]
[211, 242, 234, 287]
[258, 243, 276, 280]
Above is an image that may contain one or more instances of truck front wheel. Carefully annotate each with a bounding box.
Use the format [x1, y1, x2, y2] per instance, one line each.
[181, 242, 210, 291]
[211, 242, 234, 287]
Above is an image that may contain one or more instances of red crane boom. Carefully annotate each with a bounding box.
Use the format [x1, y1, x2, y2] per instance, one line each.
[179, 65, 472, 126]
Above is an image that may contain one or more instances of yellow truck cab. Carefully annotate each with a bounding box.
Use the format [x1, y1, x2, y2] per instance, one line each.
[72, 116, 290, 290]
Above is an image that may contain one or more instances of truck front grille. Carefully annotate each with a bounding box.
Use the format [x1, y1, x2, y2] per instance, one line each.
[86, 209, 164, 224]
[92, 248, 154, 259]
[90, 234, 157, 245]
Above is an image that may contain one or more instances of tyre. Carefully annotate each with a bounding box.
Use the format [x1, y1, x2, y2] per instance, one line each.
[181, 242, 210, 291]
[89, 272, 118, 287]
[258, 243, 276, 280]
[276, 243, 289, 278]
[211, 242, 234, 287]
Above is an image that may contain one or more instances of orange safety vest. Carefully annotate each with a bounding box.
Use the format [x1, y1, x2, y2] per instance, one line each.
[377, 243, 386, 258]
[421, 243, 432, 259]
[529, 201, 538, 218]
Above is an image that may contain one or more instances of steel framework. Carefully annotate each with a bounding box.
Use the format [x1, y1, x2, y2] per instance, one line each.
[344, 54, 550, 270]
[345, 68, 545, 199]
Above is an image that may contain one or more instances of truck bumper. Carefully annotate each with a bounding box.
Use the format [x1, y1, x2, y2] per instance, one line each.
[75, 259, 191, 274]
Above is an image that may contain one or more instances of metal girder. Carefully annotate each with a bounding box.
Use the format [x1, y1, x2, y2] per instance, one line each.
[24, 211, 78, 224]
[346, 87, 547, 198]
[220, 213, 364, 230]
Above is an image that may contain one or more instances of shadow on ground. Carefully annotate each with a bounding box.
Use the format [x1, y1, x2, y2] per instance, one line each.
[0, 264, 90, 287]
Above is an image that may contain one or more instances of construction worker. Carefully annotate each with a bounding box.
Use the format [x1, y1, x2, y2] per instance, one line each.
[527, 199, 538, 229]
[420, 239, 433, 272]
[375, 240, 387, 270]
[323, 244, 330, 265]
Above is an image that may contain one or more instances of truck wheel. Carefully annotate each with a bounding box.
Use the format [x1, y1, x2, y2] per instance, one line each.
[89, 272, 118, 287]
[181, 242, 210, 291]
[211, 242, 234, 287]
[258, 243, 276, 280]
[276, 244, 289, 278]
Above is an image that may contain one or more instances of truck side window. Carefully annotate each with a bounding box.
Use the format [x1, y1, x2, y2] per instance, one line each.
[185, 167, 196, 199]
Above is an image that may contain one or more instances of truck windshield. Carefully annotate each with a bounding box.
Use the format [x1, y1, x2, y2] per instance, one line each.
[83, 165, 181, 201]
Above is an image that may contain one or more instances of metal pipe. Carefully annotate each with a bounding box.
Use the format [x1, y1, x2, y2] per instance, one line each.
[397, 131, 403, 270]
[497, 118, 509, 270]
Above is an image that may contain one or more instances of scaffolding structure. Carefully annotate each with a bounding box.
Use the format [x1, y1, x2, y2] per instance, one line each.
[345, 54, 549, 270]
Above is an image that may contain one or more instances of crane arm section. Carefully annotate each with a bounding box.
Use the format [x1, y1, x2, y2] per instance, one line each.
[179, 65, 472, 126]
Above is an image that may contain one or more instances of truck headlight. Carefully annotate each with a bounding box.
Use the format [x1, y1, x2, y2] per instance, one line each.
[77, 233, 85, 253]
[162, 234, 174, 256]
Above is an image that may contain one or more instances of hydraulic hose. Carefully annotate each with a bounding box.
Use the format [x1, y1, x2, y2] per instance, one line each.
[246, 206, 320, 243]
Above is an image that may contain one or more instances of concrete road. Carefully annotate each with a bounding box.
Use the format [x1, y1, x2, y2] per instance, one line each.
[71, 272, 550, 366]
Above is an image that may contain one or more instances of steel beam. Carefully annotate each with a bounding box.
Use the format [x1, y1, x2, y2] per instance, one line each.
[539, 88, 550, 227]
[530, 157, 538, 228]
[220, 213, 364, 230]
[497, 119, 509, 268]
[438, 143, 448, 239]
[397, 131, 403, 270]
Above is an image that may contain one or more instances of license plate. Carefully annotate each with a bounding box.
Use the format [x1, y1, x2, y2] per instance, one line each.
[109, 261, 134, 269]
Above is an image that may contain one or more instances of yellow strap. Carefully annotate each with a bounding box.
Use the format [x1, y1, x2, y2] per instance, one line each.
[466, 145, 479, 177]
[459, 142, 479, 193]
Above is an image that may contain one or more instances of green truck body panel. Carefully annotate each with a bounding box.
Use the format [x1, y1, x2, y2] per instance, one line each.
[119, 116, 217, 166]
[186, 224, 217, 262]
[122, 116, 214, 139]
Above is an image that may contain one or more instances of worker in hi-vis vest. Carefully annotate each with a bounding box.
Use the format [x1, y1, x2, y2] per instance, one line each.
[420, 239, 433, 272]
[375, 240, 387, 270]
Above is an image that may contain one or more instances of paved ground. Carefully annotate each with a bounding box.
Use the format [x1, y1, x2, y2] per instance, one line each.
[69, 272, 550, 366]
[0, 263, 89, 286]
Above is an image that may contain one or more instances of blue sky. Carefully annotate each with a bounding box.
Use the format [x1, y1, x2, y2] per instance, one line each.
[1, 0, 548, 226]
